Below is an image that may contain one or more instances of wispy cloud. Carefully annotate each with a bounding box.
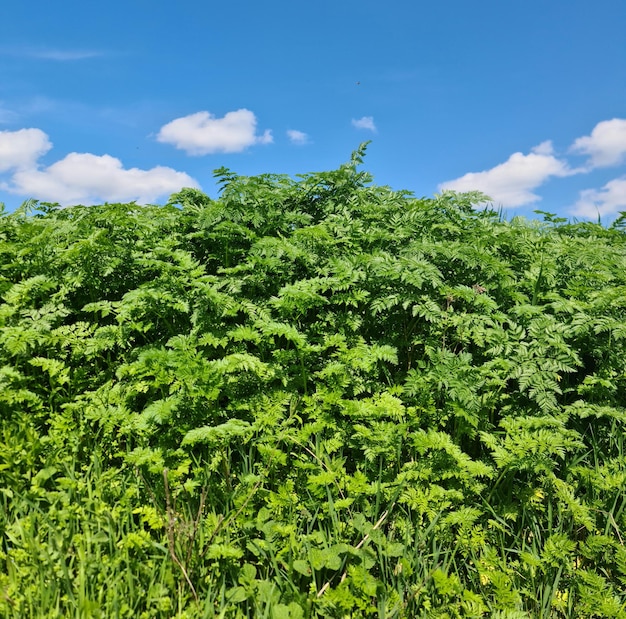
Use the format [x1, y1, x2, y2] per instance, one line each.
[30, 50, 104, 61]
[0, 46, 105, 61]
[0, 103, 18, 124]
[352, 116, 376, 132]
[2, 96, 140, 128]
[439, 141, 577, 208]
[0, 127, 198, 205]
[287, 129, 309, 145]
[569, 118, 626, 168]
[572, 177, 626, 219]
[157, 109, 273, 155]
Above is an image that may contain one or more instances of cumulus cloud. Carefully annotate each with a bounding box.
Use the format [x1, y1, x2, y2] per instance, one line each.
[530, 140, 555, 156]
[4, 152, 198, 205]
[287, 129, 309, 145]
[439, 141, 576, 208]
[571, 177, 626, 219]
[352, 116, 376, 132]
[0, 128, 52, 172]
[570, 118, 626, 168]
[157, 109, 273, 155]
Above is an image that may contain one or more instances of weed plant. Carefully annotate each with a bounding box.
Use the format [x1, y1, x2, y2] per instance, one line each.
[1, 145, 626, 617]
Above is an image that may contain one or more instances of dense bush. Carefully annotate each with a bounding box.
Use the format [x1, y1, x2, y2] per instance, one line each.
[2, 145, 626, 617]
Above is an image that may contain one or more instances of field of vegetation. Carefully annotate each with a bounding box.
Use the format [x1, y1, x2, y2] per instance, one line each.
[1, 145, 626, 618]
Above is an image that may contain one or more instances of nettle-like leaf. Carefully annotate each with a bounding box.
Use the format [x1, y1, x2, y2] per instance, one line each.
[182, 418, 253, 446]
[28, 356, 70, 386]
[2, 274, 57, 307]
[133, 395, 181, 430]
[0, 364, 41, 409]
[481, 415, 584, 476]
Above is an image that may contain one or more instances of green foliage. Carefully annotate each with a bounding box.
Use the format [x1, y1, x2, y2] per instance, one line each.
[2, 147, 626, 617]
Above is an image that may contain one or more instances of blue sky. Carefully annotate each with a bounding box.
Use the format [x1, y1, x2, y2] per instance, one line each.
[1, 0, 625, 220]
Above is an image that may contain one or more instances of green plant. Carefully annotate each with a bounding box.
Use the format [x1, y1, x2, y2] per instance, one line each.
[2, 147, 626, 617]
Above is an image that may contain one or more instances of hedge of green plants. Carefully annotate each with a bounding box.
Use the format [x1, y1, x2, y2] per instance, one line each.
[2, 146, 626, 617]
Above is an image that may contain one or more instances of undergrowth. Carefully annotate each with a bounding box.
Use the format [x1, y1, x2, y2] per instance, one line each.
[1, 145, 626, 617]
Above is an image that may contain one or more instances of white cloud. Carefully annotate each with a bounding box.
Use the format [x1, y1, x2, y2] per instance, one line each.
[439, 142, 576, 207]
[157, 109, 273, 155]
[3, 151, 198, 205]
[287, 129, 309, 145]
[0, 128, 52, 172]
[531, 140, 555, 156]
[571, 177, 626, 219]
[352, 116, 376, 132]
[570, 118, 626, 168]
